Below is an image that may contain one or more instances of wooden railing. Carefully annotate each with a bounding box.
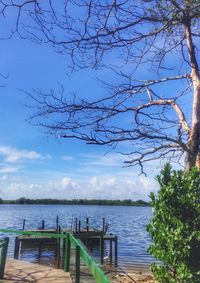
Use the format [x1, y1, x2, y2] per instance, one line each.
[0, 229, 111, 283]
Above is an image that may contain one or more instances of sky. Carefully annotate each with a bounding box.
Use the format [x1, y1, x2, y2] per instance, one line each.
[0, 6, 161, 201]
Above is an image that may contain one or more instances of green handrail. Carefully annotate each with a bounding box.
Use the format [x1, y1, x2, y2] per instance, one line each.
[0, 229, 111, 283]
[68, 233, 110, 283]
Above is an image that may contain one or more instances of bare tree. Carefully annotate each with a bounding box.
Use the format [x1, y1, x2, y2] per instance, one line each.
[2, 0, 200, 173]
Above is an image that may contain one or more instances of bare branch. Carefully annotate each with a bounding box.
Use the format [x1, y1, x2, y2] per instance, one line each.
[4, 0, 200, 173]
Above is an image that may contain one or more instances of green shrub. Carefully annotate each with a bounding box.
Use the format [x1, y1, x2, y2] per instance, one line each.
[147, 163, 200, 283]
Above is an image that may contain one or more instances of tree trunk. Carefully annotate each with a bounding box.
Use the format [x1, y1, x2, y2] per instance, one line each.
[184, 82, 200, 171]
[195, 152, 200, 168]
[184, 16, 200, 172]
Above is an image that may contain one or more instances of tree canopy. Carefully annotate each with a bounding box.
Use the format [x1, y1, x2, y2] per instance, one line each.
[1, 0, 200, 173]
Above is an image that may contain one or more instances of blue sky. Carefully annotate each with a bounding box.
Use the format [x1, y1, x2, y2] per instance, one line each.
[0, 16, 160, 201]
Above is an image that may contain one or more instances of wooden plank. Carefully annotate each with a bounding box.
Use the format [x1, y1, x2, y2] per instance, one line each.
[74, 233, 116, 240]
[3, 259, 73, 283]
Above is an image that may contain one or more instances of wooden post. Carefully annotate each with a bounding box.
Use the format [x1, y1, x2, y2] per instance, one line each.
[22, 219, 26, 230]
[100, 235, 104, 265]
[0, 238, 9, 279]
[38, 240, 42, 260]
[78, 220, 81, 232]
[57, 225, 61, 268]
[41, 220, 45, 230]
[90, 239, 93, 253]
[62, 232, 66, 269]
[64, 234, 71, 272]
[14, 237, 20, 259]
[110, 239, 113, 265]
[75, 218, 78, 233]
[114, 236, 118, 266]
[102, 218, 105, 233]
[86, 217, 89, 232]
[71, 215, 74, 231]
[75, 245, 80, 283]
[56, 216, 59, 231]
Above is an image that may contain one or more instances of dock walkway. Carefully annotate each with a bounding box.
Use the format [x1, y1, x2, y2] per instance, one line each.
[2, 259, 72, 283]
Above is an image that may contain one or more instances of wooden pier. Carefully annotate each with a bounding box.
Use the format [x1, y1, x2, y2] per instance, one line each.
[3, 259, 72, 282]
[71, 217, 118, 266]
[0, 223, 114, 283]
[14, 217, 118, 267]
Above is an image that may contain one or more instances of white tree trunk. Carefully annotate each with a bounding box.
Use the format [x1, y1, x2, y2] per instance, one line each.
[184, 16, 200, 171]
[185, 83, 200, 171]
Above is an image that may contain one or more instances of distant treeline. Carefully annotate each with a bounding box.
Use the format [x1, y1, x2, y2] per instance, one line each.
[0, 197, 150, 206]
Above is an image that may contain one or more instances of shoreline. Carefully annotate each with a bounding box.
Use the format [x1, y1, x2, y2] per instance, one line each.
[114, 272, 155, 283]
[0, 198, 151, 207]
[105, 263, 155, 283]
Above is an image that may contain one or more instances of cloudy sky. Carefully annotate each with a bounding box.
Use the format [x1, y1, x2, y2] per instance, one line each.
[0, 9, 160, 201]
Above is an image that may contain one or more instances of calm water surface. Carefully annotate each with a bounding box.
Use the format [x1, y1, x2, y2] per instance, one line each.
[0, 205, 154, 269]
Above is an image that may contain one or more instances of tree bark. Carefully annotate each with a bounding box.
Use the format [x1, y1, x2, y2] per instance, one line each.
[184, 15, 200, 171]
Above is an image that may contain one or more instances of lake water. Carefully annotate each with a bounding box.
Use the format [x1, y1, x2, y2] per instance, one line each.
[0, 204, 154, 270]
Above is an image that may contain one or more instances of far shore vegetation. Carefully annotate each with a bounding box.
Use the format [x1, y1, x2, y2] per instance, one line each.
[0, 198, 150, 206]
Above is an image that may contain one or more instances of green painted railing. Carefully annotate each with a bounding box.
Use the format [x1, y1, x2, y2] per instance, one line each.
[0, 237, 9, 279]
[0, 229, 111, 283]
[68, 233, 110, 283]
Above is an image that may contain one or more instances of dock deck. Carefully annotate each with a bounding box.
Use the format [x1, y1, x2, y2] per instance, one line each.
[2, 259, 72, 283]
[0, 218, 116, 283]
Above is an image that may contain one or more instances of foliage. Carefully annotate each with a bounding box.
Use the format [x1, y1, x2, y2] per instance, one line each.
[0, 198, 150, 206]
[147, 164, 200, 282]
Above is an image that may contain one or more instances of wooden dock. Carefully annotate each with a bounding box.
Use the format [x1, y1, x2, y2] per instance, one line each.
[2, 259, 72, 282]
[14, 217, 118, 267]
[0, 220, 115, 283]
[72, 217, 118, 265]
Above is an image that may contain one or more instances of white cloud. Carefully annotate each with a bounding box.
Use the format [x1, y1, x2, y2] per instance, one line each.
[0, 173, 159, 201]
[0, 166, 19, 174]
[84, 174, 158, 200]
[0, 145, 50, 163]
[60, 177, 79, 191]
[0, 175, 8, 181]
[79, 153, 128, 168]
[0, 182, 44, 199]
[61, 155, 75, 161]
